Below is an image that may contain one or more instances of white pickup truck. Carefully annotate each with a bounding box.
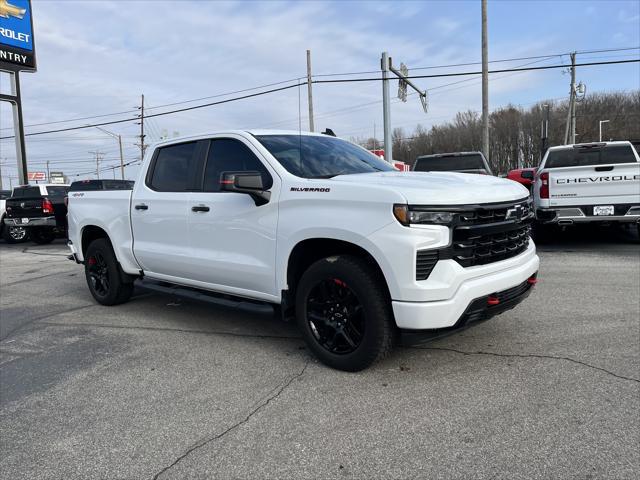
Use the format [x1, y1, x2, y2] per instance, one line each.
[533, 141, 640, 238]
[67, 130, 539, 371]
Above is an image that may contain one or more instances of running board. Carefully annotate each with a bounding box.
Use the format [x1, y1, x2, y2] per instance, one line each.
[137, 279, 274, 314]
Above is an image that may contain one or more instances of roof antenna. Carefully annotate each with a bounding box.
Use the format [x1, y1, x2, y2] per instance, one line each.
[322, 128, 336, 137]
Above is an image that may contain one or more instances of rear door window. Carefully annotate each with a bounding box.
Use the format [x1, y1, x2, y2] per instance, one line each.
[546, 145, 637, 168]
[148, 142, 199, 191]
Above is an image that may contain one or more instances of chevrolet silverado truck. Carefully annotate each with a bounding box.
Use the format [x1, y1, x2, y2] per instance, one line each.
[67, 131, 539, 371]
[4, 184, 70, 244]
[533, 141, 640, 239]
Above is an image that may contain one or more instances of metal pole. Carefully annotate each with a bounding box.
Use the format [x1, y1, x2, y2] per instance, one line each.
[46, 160, 50, 181]
[118, 135, 125, 179]
[306, 50, 315, 132]
[599, 119, 609, 142]
[481, 0, 489, 161]
[139, 94, 146, 161]
[564, 52, 576, 145]
[541, 104, 549, 160]
[10, 71, 28, 185]
[381, 52, 392, 162]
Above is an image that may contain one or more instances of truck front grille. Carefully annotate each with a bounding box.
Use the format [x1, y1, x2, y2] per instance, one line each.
[446, 200, 533, 268]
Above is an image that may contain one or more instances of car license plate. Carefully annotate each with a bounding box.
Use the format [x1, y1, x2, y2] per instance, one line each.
[21, 218, 29, 224]
[593, 206, 614, 216]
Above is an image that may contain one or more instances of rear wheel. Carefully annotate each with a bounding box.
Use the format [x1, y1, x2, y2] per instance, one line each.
[30, 227, 56, 245]
[85, 238, 134, 305]
[2, 225, 29, 243]
[295, 255, 395, 372]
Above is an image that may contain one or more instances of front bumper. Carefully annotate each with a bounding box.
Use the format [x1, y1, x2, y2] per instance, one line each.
[3, 216, 57, 228]
[400, 275, 537, 344]
[536, 205, 640, 224]
[392, 247, 539, 330]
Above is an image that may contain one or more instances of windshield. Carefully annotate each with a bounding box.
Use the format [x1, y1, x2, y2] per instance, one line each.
[255, 135, 394, 178]
[545, 145, 637, 168]
[414, 154, 486, 172]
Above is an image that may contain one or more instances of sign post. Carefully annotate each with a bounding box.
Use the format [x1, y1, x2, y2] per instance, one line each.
[0, 0, 37, 186]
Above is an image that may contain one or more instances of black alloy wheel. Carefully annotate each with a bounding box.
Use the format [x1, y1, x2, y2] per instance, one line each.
[306, 278, 365, 355]
[87, 252, 110, 298]
[84, 238, 134, 305]
[295, 255, 395, 372]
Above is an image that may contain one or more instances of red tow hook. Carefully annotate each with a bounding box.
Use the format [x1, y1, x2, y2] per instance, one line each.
[527, 276, 538, 285]
[487, 296, 500, 306]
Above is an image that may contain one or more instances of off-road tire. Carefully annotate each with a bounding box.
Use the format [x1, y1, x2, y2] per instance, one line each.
[85, 238, 134, 306]
[295, 255, 395, 372]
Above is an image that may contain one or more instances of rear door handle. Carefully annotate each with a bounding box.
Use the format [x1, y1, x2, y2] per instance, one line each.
[135, 204, 148, 210]
[191, 205, 210, 212]
[595, 166, 614, 171]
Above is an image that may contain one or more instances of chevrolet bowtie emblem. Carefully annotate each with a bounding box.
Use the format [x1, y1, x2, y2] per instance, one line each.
[0, 0, 26, 20]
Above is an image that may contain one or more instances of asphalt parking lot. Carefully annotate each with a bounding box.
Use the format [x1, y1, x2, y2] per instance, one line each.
[1, 226, 639, 480]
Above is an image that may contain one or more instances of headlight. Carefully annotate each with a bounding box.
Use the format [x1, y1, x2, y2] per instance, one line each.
[393, 204, 455, 226]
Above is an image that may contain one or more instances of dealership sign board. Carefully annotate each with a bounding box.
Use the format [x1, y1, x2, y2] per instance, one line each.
[0, 0, 36, 70]
[27, 171, 45, 181]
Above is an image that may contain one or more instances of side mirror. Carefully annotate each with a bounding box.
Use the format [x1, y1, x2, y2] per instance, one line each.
[521, 170, 534, 180]
[220, 171, 270, 206]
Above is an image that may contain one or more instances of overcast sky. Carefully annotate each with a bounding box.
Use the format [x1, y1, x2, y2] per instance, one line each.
[0, 0, 639, 186]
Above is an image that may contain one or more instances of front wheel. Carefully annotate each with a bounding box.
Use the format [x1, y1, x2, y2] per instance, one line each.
[30, 227, 56, 245]
[295, 255, 395, 372]
[84, 238, 134, 306]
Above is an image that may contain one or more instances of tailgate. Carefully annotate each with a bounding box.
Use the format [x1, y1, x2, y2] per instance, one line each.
[5, 197, 45, 218]
[548, 163, 640, 206]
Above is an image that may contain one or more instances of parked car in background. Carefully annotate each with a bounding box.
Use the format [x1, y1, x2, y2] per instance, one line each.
[67, 130, 538, 372]
[0, 189, 29, 243]
[507, 168, 537, 191]
[533, 141, 640, 239]
[413, 151, 493, 175]
[3, 184, 70, 244]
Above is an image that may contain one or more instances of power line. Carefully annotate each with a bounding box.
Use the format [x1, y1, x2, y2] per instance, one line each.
[3, 47, 637, 133]
[1, 58, 637, 141]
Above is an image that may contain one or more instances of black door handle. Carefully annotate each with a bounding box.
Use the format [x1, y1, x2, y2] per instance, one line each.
[135, 204, 148, 210]
[191, 205, 210, 212]
[595, 166, 614, 171]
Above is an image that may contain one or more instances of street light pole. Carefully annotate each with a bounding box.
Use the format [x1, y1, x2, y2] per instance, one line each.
[599, 119, 610, 142]
[95, 126, 125, 179]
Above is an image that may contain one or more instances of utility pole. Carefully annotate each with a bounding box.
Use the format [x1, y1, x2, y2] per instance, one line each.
[46, 160, 50, 181]
[89, 151, 104, 179]
[136, 94, 147, 162]
[564, 52, 576, 145]
[381, 52, 392, 162]
[306, 50, 315, 132]
[481, 0, 490, 161]
[541, 104, 550, 161]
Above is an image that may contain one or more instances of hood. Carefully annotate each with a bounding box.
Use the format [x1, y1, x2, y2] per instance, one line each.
[331, 171, 529, 205]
